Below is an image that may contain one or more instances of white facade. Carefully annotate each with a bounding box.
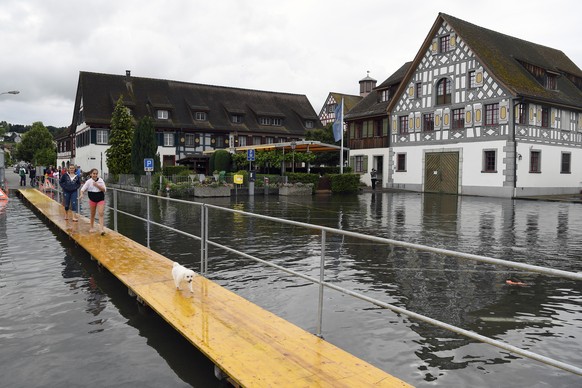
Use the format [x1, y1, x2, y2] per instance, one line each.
[382, 19, 582, 198]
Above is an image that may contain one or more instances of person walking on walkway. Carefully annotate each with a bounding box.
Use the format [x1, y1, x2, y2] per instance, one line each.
[59, 164, 81, 222]
[79, 168, 107, 235]
[370, 168, 378, 190]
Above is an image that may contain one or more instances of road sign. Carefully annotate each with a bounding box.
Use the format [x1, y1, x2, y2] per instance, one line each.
[144, 158, 154, 172]
[247, 149, 255, 161]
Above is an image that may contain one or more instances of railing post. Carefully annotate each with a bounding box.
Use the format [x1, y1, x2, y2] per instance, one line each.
[204, 206, 209, 274]
[316, 229, 326, 338]
[146, 195, 151, 249]
[113, 189, 118, 232]
[200, 204, 206, 274]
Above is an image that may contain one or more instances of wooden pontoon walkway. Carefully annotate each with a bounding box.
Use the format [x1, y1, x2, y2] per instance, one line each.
[18, 188, 412, 387]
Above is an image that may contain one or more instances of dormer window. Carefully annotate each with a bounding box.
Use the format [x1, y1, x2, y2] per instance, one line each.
[379, 89, 390, 102]
[259, 117, 283, 126]
[305, 120, 314, 129]
[195, 112, 207, 121]
[546, 72, 558, 90]
[231, 114, 243, 124]
[157, 110, 168, 120]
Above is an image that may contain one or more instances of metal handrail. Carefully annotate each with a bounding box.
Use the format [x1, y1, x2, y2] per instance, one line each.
[106, 187, 582, 376]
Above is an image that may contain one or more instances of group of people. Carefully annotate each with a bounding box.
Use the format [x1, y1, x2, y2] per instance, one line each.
[58, 164, 107, 235]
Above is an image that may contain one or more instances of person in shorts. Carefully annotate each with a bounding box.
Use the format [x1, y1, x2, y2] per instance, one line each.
[79, 168, 107, 235]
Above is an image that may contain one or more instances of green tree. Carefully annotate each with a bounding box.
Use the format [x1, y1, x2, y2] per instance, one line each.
[131, 116, 160, 175]
[15, 121, 54, 163]
[106, 96, 134, 175]
[34, 147, 57, 167]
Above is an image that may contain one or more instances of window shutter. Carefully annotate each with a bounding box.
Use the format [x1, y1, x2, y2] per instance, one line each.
[499, 100, 509, 124]
[474, 67, 484, 87]
[431, 38, 438, 55]
[435, 109, 443, 130]
[90, 129, 97, 144]
[537, 106, 542, 125]
[363, 155, 369, 171]
[465, 104, 473, 127]
[449, 33, 457, 49]
[474, 103, 483, 126]
[551, 108, 558, 128]
[349, 156, 355, 169]
[414, 112, 421, 131]
[407, 82, 415, 99]
[408, 113, 415, 132]
[578, 113, 582, 131]
[443, 108, 450, 129]
[529, 105, 537, 126]
[392, 115, 398, 134]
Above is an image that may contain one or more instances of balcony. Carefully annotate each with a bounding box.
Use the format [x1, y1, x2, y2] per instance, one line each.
[348, 137, 389, 150]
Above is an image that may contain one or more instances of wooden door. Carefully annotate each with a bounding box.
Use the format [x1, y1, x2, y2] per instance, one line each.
[424, 152, 459, 194]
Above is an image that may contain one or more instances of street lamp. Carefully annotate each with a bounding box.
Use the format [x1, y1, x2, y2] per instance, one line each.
[290, 140, 296, 173]
[0, 90, 20, 95]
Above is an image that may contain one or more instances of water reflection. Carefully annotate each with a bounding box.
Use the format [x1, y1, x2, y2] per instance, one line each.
[107, 190, 581, 386]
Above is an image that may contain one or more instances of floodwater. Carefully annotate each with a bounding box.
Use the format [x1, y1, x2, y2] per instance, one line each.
[1, 183, 581, 387]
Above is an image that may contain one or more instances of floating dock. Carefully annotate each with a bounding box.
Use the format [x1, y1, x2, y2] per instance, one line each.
[18, 188, 412, 387]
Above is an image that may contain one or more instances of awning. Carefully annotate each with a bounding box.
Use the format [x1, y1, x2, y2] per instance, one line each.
[203, 141, 345, 154]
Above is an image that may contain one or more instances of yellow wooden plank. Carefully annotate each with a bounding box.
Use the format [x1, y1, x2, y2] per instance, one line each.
[19, 189, 413, 387]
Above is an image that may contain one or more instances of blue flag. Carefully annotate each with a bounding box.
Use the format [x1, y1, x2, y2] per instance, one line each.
[332, 100, 343, 142]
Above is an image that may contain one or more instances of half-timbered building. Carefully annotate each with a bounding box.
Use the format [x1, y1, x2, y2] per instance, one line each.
[385, 13, 582, 197]
[318, 92, 362, 126]
[60, 71, 322, 175]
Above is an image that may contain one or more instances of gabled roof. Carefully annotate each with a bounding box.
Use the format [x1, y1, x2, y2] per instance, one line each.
[345, 62, 412, 120]
[328, 92, 362, 112]
[72, 72, 322, 136]
[388, 13, 582, 112]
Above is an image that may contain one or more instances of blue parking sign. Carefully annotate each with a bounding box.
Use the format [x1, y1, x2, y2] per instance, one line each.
[247, 149, 255, 161]
[144, 158, 154, 172]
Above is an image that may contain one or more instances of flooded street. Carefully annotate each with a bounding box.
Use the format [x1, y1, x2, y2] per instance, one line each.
[1, 176, 581, 386]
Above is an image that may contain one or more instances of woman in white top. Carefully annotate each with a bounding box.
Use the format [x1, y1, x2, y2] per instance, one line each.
[79, 168, 107, 235]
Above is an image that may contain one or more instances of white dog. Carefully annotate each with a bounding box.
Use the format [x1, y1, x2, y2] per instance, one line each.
[172, 262, 196, 292]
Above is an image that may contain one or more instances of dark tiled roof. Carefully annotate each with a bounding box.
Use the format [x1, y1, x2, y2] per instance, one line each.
[74, 72, 322, 136]
[441, 13, 582, 107]
[388, 13, 582, 112]
[345, 62, 412, 120]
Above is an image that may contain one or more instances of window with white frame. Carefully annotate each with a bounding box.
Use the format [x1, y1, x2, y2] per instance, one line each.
[305, 120, 314, 129]
[96, 129, 108, 144]
[185, 133, 196, 146]
[157, 110, 169, 120]
[238, 136, 247, 146]
[163, 132, 174, 147]
[272, 118, 282, 126]
[231, 114, 243, 124]
[195, 112, 207, 121]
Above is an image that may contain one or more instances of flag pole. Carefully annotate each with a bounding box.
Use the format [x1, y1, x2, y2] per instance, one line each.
[339, 97, 344, 174]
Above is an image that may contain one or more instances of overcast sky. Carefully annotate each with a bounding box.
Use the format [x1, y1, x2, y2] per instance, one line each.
[1, 0, 581, 127]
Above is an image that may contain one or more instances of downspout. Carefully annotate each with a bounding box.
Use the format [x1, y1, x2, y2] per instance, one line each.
[512, 97, 525, 198]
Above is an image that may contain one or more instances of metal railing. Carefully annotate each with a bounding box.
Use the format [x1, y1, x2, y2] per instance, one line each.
[101, 188, 582, 376]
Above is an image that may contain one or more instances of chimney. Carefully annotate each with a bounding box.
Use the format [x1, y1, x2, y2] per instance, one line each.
[359, 70, 377, 97]
[126, 70, 131, 79]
